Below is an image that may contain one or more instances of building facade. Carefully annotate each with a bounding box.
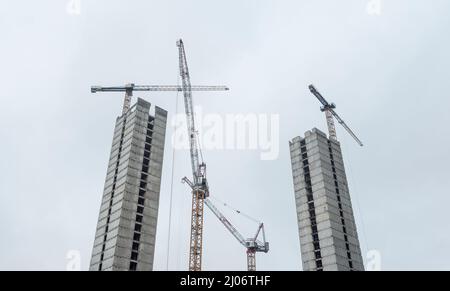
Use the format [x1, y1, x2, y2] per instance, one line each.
[90, 98, 167, 271]
[289, 128, 364, 271]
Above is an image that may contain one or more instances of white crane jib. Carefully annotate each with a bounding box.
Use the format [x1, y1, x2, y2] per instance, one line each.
[177, 39, 231, 271]
[308, 84, 364, 147]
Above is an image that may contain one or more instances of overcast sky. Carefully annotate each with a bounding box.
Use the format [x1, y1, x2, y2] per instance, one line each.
[1, 0, 450, 271]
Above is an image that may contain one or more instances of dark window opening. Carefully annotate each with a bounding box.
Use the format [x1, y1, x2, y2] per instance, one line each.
[132, 242, 139, 251]
[313, 242, 320, 250]
[316, 260, 323, 268]
[143, 158, 150, 166]
[315, 251, 322, 259]
[142, 165, 149, 173]
[136, 215, 143, 223]
[140, 181, 146, 189]
[133, 232, 141, 241]
[134, 224, 142, 232]
[138, 197, 145, 206]
[139, 189, 146, 197]
[137, 206, 144, 214]
[129, 262, 137, 271]
[312, 234, 319, 242]
[131, 251, 139, 261]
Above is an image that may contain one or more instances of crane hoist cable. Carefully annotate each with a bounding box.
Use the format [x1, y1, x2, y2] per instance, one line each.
[209, 195, 261, 225]
[166, 75, 181, 270]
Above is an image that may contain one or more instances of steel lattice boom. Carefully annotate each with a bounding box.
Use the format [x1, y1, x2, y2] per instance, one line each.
[177, 39, 230, 271]
[203, 198, 269, 271]
[91, 84, 228, 115]
[309, 84, 364, 147]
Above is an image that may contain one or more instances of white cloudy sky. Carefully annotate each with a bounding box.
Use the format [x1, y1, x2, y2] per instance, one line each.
[1, 0, 450, 271]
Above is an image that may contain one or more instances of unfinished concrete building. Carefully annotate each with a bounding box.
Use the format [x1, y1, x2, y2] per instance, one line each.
[289, 128, 364, 271]
[90, 98, 167, 271]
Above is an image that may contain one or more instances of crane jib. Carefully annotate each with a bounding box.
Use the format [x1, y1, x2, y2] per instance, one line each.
[308, 84, 364, 147]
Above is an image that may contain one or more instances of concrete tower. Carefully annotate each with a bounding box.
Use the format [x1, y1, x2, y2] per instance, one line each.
[289, 128, 364, 271]
[90, 98, 167, 271]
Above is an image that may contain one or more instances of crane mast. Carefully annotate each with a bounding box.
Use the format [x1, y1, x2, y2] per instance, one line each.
[177, 39, 222, 271]
[177, 39, 268, 271]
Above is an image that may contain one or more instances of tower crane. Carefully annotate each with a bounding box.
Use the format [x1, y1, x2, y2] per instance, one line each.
[91, 84, 228, 115]
[177, 39, 233, 271]
[182, 178, 269, 271]
[308, 84, 364, 146]
[206, 199, 268, 271]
